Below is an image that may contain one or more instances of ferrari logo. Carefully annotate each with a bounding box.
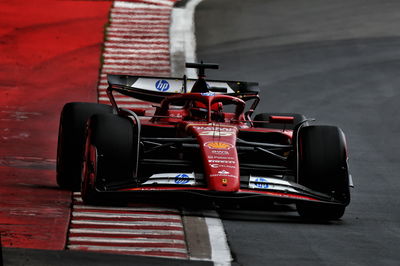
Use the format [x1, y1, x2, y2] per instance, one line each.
[205, 142, 233, 149]
[222, 178, 228, 184]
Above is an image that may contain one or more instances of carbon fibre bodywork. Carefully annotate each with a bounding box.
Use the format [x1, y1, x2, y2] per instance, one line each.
[78, 66, 351, 210]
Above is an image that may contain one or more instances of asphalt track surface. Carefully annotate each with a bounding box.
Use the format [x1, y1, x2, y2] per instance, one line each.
[195, 0, 400, 265]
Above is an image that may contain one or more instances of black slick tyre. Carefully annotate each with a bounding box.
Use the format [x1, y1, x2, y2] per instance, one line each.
[296, 125, 350, 220]
[56, 102, 112, 191]
[81, 114, 139, 204]
[253, 113, 307, 130]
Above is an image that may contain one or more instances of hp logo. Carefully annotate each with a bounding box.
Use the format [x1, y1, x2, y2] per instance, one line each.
[155, 80, 170, 92]
[255, 178, 269, 188]
[175, 174, 190, 184]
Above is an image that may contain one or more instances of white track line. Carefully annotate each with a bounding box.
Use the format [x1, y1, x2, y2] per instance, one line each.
[70, 228, 184, 236]
[103, 66, 168, 72]
[105, 42, 169, 48]
[104, 59, 169, 64]
[107, 37, 168, 42]
[103, 65, 169, 70]
[114, 2, 171, 10]
[107, 25, 168, 32]
[112, 9, 171, 15]
[170, 1, 233, 265]
[204, 211, 232, 266]
[107, 33, 169, 38]
[72, 201, 178, 213]
[137, 0, 175, 7]
[100, 70, 170, 75]
[72, 212, 180, 220]
[111, 14, 170, 20]
[69, 237, 184, 244]
[111, 19, 170, 24]
[67, 245, 187, 254]
[104, 48, 169, 53]
[73, 206, 172, 212]
[103, 54, 169, 59]
[107, 24, 169, 30]
[103, 63, 169, 68]
[170, 0, 204, 78]
[71, 220, 182, 227]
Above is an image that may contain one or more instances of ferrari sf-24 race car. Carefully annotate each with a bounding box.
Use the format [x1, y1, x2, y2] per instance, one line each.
[57, 62, 352, 220]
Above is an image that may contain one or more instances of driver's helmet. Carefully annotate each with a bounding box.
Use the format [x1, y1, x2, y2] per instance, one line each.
[189, 101, 224, 121]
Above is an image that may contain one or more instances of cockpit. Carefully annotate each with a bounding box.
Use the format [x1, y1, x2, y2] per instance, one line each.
[152, 93, 246, 123]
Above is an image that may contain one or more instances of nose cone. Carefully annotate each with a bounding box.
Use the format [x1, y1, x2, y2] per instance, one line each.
[188, 123, 240, 192]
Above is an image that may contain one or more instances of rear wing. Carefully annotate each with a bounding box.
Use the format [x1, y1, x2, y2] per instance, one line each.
[107, 74, 259, 104]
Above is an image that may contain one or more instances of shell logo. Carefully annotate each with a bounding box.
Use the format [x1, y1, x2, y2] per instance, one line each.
[205, 142, 233, 149]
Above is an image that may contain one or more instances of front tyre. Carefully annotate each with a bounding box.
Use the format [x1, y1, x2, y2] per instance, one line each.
[81, 133, 98, 204]
[56, 102, 112, 191]
[296, 125, 350, 220]
[81, 114, 139, 204]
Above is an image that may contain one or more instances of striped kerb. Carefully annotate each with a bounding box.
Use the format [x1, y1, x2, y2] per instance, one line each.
[68, 192, 188, 258]
[98, 0, 177, 110]
[68, 0, 188, 259]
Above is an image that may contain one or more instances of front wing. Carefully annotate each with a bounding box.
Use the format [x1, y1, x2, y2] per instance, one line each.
[92, 175, 347, 206]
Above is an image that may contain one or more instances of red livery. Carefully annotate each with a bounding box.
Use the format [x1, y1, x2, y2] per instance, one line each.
[57, 62, 352, 220]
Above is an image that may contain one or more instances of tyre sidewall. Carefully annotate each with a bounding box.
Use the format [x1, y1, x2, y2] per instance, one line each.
[298, 125, 349, 201]
[56, 102, 112, 190]
[88, 113, 138, 187]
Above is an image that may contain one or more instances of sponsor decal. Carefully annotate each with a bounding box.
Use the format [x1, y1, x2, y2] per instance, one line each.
[155, 79, 170, 92]
[254, 178, 269, 188]
[211, 150, 229, 155]
[222, 164, 236, 169]
[208, 160, 235, 164]
[218, 170, 230, 175]
[208, 155, 235, 160]
[174, 174, 190, 184]
[199, 131, 234, 136]
[142, 173, 196, 186]
[209, 163, 236, 169]
[205, 141, 233, 150]
[210, 173, 236, 178]
[193, 126, 235, 131]
[201, 92, 215, 96]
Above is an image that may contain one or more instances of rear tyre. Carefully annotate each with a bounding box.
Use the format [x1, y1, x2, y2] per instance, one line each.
[253, 113, 307, 130]
[56, 102, 112, 191]
[81, 114, 139, 204]
[296, 125, 350, 220]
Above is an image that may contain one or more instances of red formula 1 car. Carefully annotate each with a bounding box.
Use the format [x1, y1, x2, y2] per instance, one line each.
[57, 62, 352, 220]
